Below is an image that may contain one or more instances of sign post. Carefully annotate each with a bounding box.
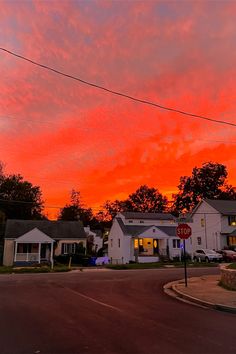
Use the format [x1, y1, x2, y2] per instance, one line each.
[176, 223, 192, 287]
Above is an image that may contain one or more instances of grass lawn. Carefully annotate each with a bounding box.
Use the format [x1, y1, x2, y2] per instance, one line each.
[106, 261, 219, 270]
[227, 263, 236, 269]
[0, 265, 72, 274]
[106, 262, 164, 270]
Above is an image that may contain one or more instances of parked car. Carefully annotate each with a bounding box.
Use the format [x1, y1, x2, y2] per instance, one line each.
[217, 250, 236, 262]
[193, 249, 223, 262]
[95, 256, 110, 266]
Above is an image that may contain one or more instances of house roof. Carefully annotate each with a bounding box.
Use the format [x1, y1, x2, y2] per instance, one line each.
[229, 229, 236, 237]
[16, 228, 54, 243]
[120, 212, 175, 220]
[205, 199, 236, 215]
[116, 218, 176, 237]
[5, 220, 86, 240]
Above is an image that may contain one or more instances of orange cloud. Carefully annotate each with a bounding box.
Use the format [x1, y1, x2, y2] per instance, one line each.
[0, 0, 236, 219]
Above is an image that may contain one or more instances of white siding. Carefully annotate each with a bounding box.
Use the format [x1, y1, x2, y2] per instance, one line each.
[221, 215, 236, 234]
[191, 201, 221, 252]
[117, 213, 177, 227]
[108, 219, 125, 264]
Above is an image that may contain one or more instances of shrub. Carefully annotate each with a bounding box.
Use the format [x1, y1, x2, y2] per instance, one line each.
[54, 254, 70, 265]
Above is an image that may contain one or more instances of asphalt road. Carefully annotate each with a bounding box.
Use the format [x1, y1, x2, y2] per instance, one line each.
[0, 267, 235, 354]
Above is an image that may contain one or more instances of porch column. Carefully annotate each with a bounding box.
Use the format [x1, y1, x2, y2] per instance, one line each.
[14, 241, 18, 262]
[38, 242, 41, 263]
[26, 246, 29, 262]
[50, 242, 54, 269]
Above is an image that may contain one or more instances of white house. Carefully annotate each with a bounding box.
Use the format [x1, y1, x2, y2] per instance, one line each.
[190, 199, 236, 252]
[108, 212, 190, 264]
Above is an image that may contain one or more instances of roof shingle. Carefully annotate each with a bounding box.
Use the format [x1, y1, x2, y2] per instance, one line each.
[116, 218, 176, 237]
[5, 220, 86, 239]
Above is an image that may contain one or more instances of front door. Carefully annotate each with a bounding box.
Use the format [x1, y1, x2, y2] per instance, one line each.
[41, 244, 47, 259]
[153, 239, 159, 255]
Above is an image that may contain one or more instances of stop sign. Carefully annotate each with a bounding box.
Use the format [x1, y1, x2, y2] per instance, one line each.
[176, 223, 192, 239]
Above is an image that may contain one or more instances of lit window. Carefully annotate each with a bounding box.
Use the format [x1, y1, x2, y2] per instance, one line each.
[139, 238, 143, 246]
[228, 216, 236, 226]
[228, 236, 236, 246]
[134, 239, 139, 249]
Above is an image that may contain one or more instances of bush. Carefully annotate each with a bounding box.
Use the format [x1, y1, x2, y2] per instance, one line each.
[54, 254, 94, 266]
[97, 247, 105, 257]
[54, 254, 70, 265]
[181, 252, 192, 261]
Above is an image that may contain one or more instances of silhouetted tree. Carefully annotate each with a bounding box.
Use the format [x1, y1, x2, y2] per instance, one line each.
[0, 174, 44, 219]
[102, 185, 168, 219]
[58, 189, 93, 225]
[126, 185, 168, 212]
[102, 199, 127, 220]
[172, 162, 236, 214]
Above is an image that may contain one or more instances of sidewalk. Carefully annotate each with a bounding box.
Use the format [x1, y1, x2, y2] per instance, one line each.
[164, 275, 236, 313]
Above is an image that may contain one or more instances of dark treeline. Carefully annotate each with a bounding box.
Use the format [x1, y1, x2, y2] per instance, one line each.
[0, 161, 236, 231]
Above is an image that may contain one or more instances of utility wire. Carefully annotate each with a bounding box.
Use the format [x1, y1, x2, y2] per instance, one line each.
[1, 47, 236, 128]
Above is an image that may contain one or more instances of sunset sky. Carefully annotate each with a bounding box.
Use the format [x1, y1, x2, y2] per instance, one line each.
[1, 0, 236, 219]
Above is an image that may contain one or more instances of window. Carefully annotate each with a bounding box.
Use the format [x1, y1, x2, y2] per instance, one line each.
[153, 229, 156, 233]
[22, 244, 32, 253]
[228, 216, 236, 226]
[228, 236, 236, 246]
[201, 218, 205, 227]
[62, 243, 76, 254]
[140, 220, 144, 223]
[110, 239, 113, 247]
[118, 239, 120, 248]
[197, 237, 202, 245]
[172, 239, 180, 248]
[128, 220, 133, 223]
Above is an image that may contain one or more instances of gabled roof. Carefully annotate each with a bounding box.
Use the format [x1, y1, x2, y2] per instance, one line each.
[116, 218, 176, 237]
[229, 229, 236, 237]
[121, 212, 175, 220]
[205, 199, 236, 215]
[16, 228, 54, 243]
[5, 220, 86, 239]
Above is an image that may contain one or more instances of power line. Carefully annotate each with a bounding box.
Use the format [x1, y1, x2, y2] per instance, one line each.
[1, 47, 236, 128]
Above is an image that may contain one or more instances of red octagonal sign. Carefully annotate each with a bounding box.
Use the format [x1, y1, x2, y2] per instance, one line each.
[176, 223, 192, 239]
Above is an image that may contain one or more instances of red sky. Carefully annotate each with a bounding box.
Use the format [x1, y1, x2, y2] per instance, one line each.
[1, 0, 236, 219]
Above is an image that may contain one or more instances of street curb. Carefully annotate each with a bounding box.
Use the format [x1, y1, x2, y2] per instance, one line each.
[164, 279, 236, 314]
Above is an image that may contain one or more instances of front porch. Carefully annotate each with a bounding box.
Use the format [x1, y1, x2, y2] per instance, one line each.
[14, 243, 52, 265]
[13, 228, 54, 267]
[133, 237, 168, 263]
